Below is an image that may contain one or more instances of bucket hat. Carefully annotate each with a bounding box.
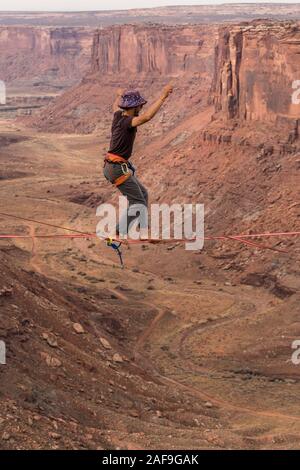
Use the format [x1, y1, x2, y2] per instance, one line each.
[119, 90, 147, 109]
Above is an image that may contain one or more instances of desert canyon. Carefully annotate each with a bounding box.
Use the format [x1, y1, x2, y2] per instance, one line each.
[0, 5, 299, 450]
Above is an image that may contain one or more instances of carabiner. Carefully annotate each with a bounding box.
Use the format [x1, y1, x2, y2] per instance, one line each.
[121, 163, 129, 175]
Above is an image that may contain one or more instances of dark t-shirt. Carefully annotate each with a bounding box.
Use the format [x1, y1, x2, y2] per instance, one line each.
[108, 110, 137, 160]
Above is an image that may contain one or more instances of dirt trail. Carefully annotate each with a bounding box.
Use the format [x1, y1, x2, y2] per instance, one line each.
[28, 224, 44, 276]
[133, 289, 300, 424]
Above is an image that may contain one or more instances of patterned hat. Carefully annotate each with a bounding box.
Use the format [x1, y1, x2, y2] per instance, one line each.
[119, 90, 147, 109]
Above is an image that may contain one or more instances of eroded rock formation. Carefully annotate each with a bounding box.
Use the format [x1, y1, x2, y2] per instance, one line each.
[91, 24, 216, 76]
[212, 21, 300, 126]
[28, 21, 300, 135]
[0, 26, 93, 87]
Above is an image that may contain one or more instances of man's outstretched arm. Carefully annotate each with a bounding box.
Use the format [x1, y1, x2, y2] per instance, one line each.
[131, 83, 173, 128]
[112, 88, 125, 113]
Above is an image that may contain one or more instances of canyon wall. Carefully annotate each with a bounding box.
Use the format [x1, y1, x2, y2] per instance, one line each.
[28, 20, 300, 137]
[212, 21, 300, 125]
[29, 24, 217, 133]
[0, 26, 93, 87]
[91, 24, 216, 76]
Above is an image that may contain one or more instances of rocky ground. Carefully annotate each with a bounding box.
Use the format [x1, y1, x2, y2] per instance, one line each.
[0, 118, 299, 449]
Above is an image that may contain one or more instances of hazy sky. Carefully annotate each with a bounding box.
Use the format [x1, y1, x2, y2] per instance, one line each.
[0, 0, 297, 12]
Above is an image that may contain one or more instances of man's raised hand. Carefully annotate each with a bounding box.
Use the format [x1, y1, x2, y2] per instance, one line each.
[116, 88, 125, 97]
[162, 83, 174, 99]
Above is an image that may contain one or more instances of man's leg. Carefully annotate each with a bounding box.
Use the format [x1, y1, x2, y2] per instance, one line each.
[135, 178, 148, 206]
[117, 175, 148, 236]
[131, 178, 149, 237]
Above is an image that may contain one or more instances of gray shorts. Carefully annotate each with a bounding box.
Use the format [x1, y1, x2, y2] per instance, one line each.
[103, 162, 148, 235]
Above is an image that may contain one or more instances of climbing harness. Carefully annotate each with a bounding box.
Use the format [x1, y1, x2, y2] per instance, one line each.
[105, 152, 127, 163]
[106, 237, 124, 269]
[113, 172, 131, 187]
[104, 152, 131, 186]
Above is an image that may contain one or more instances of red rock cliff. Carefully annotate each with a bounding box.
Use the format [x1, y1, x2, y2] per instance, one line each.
[212, 21, 300, 124]
[29, 23, 217, 132]
[0, 26, 93, 86]
[91, 24, 216, 76]
[29, 20, 300, 138]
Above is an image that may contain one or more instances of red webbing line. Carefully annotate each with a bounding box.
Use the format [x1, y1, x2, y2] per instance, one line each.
[0, 211, 299, 254]
[0, 211, 94, 237]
